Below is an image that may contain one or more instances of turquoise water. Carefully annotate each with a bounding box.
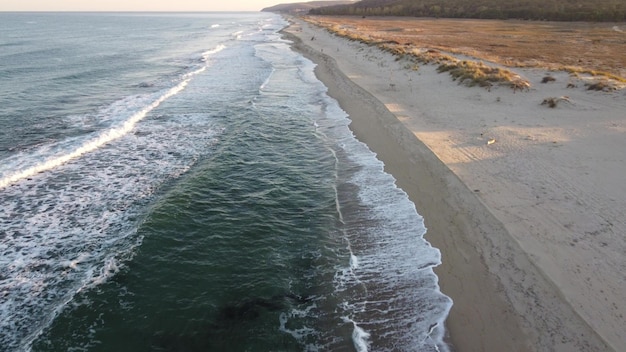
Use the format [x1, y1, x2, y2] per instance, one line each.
[0, 12, 451, 351]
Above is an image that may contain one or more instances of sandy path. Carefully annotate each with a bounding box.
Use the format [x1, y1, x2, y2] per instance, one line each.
[282, 17, 625, 352]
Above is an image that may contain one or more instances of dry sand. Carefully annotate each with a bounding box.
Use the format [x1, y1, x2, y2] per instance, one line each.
[281, 17, 625, 352]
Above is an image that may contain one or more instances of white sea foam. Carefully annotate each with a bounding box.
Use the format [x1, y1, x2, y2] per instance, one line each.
[279, 308, 321, 352]
[0, 84, 185, 190]
[339, 131, 452, 351]
[298, 55, 453, 351]
[0, 44, 225, 191]
[349, 253, 359, 269]
[0, 117, 223, 350]
[0, 44, 227, 349]
[232, 30, 244, 40]
[201, 44, 226, 62]
[259, 67, 275, 91]
[352, 321, 371, 352]
[255, 32, 452, 349]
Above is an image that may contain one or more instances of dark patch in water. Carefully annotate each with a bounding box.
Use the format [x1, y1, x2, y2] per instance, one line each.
[216, 293, 312, 322]
[150, 293, 312, 351]
[216, 297, 282, 321]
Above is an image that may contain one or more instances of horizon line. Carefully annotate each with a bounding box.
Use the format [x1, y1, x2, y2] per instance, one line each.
[0, 10, 265, 13]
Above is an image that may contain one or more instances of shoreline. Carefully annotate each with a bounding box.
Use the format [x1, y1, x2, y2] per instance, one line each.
[281, 16, 623, 352]
[280, 21, 532, 352]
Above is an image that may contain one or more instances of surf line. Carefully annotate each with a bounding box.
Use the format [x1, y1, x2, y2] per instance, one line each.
[0, 62, 218, 190]
[0, 79, 191, 189]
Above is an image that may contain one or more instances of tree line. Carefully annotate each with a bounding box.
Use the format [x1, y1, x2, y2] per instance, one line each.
[309, 0, 626, 21]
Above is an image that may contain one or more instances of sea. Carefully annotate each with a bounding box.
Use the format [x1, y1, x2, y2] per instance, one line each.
[0, 12, 452, 352]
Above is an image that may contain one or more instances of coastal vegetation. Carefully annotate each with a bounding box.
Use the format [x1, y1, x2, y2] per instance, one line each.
[541, 96, 571, 107]
[436, 60, 529, 90]
[309, 18, 530, 89]
[303, 16, 626, 86]
[386, 44, 531, 90]
[309, 0, 626, 22]
[261, 1, 355, 14]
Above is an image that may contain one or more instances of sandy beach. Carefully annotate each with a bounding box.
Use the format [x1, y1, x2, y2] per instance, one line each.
[281, 17, 625, 352]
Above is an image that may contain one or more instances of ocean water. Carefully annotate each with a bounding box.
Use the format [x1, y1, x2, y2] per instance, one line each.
[0, 12, 451, 352]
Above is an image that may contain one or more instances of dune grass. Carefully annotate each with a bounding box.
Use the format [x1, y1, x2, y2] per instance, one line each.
[304, 16, 626, 87]
[308, 18, 531, 90]
[437, 60, 529, 90]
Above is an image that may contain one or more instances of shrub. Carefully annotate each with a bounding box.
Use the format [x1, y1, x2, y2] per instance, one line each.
[541, 96, 570, 108]
[586, 81, 616, 91]
[437, 60, 529, 89]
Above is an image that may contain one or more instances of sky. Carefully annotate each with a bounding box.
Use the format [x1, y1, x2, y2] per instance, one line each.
[0, 0, 312, 12]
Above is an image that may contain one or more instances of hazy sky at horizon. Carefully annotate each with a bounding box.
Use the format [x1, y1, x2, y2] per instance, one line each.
[0, 0, 322, 12]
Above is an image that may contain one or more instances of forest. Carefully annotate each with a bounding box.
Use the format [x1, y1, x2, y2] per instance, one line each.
[262, 1, 355, 14]
[308, 0, 626, 21]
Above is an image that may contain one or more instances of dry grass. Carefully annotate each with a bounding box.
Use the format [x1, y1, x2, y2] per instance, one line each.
[304, 16, 626, 84]
[309, 18, 530, 90]
[541, 96, 571, 107]
[585, 80, 618, 91]
[437, 60, 527, 89]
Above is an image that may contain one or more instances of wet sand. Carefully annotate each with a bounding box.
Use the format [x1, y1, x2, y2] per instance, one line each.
[281, 16, 625, 352]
